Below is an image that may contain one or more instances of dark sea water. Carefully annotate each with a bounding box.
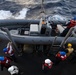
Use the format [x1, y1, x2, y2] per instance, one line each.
[0, 0, 76, 19]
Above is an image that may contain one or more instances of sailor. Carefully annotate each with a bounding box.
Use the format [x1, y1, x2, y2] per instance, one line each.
[66, 43, 74, 57]
[3, 42, 17, 62]
[42, 59, 53, 72]
[50, 21, 60, 36]
[8, 65, 21, 75]
[56, 51, 67, 61]
[0, 56, 11, 71]
[42, 19, 46, 25]
[60, 17, 76, 36]
[40, 19, 47, 35]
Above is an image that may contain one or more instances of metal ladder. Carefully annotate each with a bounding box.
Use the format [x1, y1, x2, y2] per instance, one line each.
[1, 27, 20, 54]
[49, 27, 74, 55]
[49, 36, 60, 55]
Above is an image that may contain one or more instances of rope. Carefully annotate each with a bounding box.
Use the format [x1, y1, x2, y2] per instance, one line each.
[40, 0, 46, 19]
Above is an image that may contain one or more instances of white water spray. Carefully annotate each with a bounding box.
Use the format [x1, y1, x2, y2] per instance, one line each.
[0, 8, 28, 19]
[0, 10, 12, 19]
[14, 8, 29, 19]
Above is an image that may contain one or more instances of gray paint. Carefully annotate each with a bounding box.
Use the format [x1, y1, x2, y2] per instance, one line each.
[0, 19, 40, 28]
[0, 19, 66, 28]
[0, 19, 75, 45]
[0, 31, 76, 45]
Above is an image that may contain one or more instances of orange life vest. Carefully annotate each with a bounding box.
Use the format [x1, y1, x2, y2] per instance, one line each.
[42, 20, 46, 25]
[67, 20, 76, 28]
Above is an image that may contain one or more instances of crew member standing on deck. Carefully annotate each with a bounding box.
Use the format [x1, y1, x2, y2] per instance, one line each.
[3, 42, 17, 62]
[0, 56, 11, 71]
[56, 51, 67, 61]
[8, 65, 22, 75]
[42, 59, 53, 73]
[66, 43, 74, 57]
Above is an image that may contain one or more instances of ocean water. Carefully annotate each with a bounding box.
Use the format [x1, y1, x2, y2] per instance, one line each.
[0, 0, 76, 20]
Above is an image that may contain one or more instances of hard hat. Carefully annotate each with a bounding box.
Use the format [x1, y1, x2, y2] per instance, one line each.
[68, 43, 72, 47]
[8, 66, 14, 72]
[59, 51, 66, 56]
[0, 56, 4, 61]
[73, 16, 76, 20]
[3, 48, 7, 52]
[8, 66, 19, 75]
[45, 59, 51, 64]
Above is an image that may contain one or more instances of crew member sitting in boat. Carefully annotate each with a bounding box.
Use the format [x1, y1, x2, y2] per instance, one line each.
[42, 19, 46, 25]
[60, 17, 76, 36]
[50, 21, 60, 36]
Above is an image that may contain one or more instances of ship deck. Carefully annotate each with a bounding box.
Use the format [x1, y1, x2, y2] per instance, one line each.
[0, 40, 76, 75]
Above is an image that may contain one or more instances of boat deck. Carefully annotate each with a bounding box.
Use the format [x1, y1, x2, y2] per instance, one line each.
[0, 40, 76, 75]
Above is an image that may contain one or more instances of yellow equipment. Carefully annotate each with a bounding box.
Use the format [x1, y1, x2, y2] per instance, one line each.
[68, 43, 72, 47]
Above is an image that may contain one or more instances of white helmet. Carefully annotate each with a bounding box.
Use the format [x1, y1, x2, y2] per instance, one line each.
[45, 59, 51, 64]
[8, 65, 19, 75]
